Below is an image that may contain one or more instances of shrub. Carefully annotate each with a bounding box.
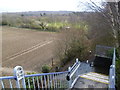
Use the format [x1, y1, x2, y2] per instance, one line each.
[106, 49, 114, 58]
[116, 48, 120, 90]
[42, 65, 50, 73]
[2, 20, 8, 25]
[56, 29, 90, 67]
[116, 58, 120, 90]
[25, 72, 37, 88]
[46, 26, 58, 32]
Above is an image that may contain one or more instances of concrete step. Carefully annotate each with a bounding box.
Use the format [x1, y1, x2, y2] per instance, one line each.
[80, 72, 109, 84]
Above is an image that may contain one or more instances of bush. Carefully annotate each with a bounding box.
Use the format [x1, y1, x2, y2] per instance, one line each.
[42, 65, 50, 73]
[25, 72, 37, 88]
[2, 20, 8, 25]
[106, 49, 114, 58]
[116, 48, 120, 90]
[116, 58, 120, 90]
[56, 29, 90, 67]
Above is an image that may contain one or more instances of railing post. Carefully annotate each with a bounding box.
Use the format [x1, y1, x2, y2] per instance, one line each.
[109, 65, 113, 89]
[14, 66, 26, 89]
[76, 58, 78, 63]
[68, 67, 71, 88]
[109, 48, 116, 90]
[76, 58, 79, 76]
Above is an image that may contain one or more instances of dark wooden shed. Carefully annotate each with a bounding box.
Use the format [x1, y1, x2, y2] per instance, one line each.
[94, 45, 114, 68]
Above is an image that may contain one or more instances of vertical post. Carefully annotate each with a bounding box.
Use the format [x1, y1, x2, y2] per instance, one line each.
[76, 58, 79, 76]
[68, 67, 71, 88]
[1, 80, 5, 89]
[86, 60, 89, 63]
[76, 58, 78, 63]
[113, 48, 116, 86]
[109, 65, 112, 88]
[14, 66, 26, 89]
[112, 65, 115, 89]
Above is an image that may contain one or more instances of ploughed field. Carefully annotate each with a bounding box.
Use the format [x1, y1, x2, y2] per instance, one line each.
[2, 26, 58, 75]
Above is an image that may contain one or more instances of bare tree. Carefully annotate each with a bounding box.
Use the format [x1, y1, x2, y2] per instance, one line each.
[54, 28, 91, 67]
[79, 0, 120, 48]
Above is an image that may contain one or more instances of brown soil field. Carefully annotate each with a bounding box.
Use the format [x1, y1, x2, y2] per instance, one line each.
[2, 26, 59, 75]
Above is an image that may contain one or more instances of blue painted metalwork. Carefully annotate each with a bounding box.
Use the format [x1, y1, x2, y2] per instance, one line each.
[0, 76, 15, 80]
[0, 58, 80, 89]
[0, 71, 68, 80]
[25, 71, 69, 78]
[0, 64, 73, 89]
[0, 49, 116, 89]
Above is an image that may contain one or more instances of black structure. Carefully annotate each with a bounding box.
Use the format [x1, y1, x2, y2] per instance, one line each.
[118, 1, 120, 14]
[94, 45, 113, 68]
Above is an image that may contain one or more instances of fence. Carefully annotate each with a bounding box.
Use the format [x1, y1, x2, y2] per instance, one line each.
[66, 58, 81, 88]
[0, 58, 81, 89]
[109, 48, 116, 89]
[1, 47, 116, 89]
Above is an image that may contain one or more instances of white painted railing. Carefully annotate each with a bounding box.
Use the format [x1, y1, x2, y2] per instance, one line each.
[109, 48, 116, 90]
[0, 68, 69, 89]
[66, 58, 81, 88]
[0, 58, 81, 89]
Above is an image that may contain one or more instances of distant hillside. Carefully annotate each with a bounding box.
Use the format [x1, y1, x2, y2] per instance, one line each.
[3, 11, 74, 16]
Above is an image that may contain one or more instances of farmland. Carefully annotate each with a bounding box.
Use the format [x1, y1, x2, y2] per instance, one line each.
[1, 11, 89, 75]
[2, 26, 58, 75]
[1, 1, 120, 89]
[1, 11, 117, 76]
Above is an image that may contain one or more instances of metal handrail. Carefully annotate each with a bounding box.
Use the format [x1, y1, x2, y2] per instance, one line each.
[0, 59, 80, 89]
[0, 76, 15, 80]
[0, 71, 69, 80]
[0, 71, 69, 89]
[66, 58, 81, 88]
[25, 71, 69, 77]
[109, 48, 116, 89]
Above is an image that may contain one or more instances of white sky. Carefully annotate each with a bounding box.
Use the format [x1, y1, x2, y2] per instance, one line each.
[0, 0, 116, 13]
[0, 0, 80, 12]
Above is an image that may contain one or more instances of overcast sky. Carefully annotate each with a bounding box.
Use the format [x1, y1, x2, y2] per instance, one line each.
[0, 0, 80, 12]
[0, 0, 118, 13]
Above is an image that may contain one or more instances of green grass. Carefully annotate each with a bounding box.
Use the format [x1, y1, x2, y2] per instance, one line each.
[1, 15, 88, 32]
[48, 22, 69, 29]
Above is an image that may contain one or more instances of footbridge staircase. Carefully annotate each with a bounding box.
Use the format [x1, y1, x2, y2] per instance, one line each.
[0, 46, 116, 89]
